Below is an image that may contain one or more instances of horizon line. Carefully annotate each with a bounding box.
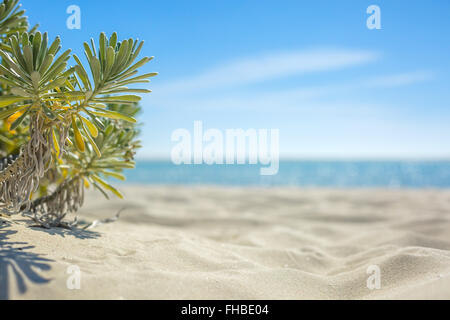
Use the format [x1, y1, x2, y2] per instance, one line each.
[134, 156, 450, 162]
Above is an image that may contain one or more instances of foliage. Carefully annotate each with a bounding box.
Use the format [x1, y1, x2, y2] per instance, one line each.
[0, 0, 155, 227]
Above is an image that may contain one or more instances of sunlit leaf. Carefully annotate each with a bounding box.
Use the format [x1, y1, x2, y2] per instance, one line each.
[90, 109, 136, 123]
[72, 115, 85, 152]
[91, 174, 123, 199]
[0, 95, 28, 108]
[79, 115, 98, 137]
[10, 106, 30, 130]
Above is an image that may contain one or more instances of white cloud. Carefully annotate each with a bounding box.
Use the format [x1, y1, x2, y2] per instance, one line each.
[364, 71, 435, 88]
[153, 48, 380, 94]
[139, 48, 440, 159]
[147, 69, 434, 112]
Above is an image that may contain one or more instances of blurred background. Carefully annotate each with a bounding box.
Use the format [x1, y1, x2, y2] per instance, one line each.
[21, 0, 450, 187]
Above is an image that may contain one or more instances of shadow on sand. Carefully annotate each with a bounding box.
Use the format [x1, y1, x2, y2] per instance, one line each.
[0, 217, 100, 299]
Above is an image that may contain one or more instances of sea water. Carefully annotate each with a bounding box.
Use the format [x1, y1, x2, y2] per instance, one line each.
[123, 160, 450, 188]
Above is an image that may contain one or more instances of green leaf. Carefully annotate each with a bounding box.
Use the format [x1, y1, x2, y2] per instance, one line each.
[21, 32, 29, 47]
[40, 61, 67, 86]
[79, 115, 98, 137]
[93, 159, 135, 169]
[80, 119, 101, 157]
[32, 31, 42, 68]
[42, 103, 56, 120]
[0, 104, 28, 119]
[72, 115, 85, 152]
[41, 73, 71, 92]
[31, 71, 40, 89]
[10, 106, 31, 130]
[74, 63, 91, 90]
[47, 36, 61, 56]
[87, 132, 102, 157]
[91, 56, 101, 87]
[111, 39, 129, 74]
[101, 170, 126, 181]
[109, 32, 117, 49]
[36, 32, 48, 69]
[128, 41, 145, 68]
[105, 46, 115, 76]
[0, 64, 29, 85]
[99, 32, 107, 71]
[115, 72, 158, 86]
[95, 95, 141, 102]
[0, 75, 24, 88]
[42, 91, 85, 100]
[0, 49, 30, 80]
[42, 49, 71, 79]
[23, 45, 34, 73]
[10, 87, 31, 97]
[83, 42, 93, 62]
[90, 38, 97, 57]
[9, 36, 27, 71]
[102, 88, 151, 94]
[38, 53, 54, 75]
[52, 128, 60, 157]
[92, 181, 110, 199]
[0, 95, 28, 108]
[89, 109, 137, 123]
[123, 56, 152, 75]
[91, 115, 105, 130]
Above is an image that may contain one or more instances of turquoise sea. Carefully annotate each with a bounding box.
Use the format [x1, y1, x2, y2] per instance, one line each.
[123, 160, 450, 188]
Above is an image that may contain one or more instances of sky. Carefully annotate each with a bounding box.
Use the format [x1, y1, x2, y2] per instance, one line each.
[20, 0, 450, 159]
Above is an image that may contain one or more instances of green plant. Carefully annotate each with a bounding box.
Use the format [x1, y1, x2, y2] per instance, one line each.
[0, 0, 155, 227]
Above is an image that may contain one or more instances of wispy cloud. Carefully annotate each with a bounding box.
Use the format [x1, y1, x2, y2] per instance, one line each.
[140, 47, 440, 158]
[364, 71, 435, 88]
[154, 48, 380, 94]
[148, 70, 435, 111]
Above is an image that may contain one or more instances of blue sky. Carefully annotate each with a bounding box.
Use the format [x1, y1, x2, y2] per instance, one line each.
[21, 0, 450, 158]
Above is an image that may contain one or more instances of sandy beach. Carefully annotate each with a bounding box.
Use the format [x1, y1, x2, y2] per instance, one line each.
[2, 186, 450, 299]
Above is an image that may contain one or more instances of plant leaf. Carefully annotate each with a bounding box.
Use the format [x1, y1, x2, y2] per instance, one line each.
[79, 115, 98, 137]
[72, 115, 85, 152]
[52, 128, 60, 157]
[0, 95, 28, 108]
[10, 106, 30, 130]
[89, 109, 136, 123]
[0, 104, 28, 119]
[91, 174, 123, 199]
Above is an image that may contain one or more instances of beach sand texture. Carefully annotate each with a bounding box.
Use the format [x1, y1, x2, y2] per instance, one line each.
[2, 186, 450, 299]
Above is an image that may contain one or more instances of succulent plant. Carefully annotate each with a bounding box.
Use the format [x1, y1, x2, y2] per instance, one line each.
[0, 0, 155, 227]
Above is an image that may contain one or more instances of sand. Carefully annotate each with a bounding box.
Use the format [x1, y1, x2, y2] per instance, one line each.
[1, 186, 450, 300]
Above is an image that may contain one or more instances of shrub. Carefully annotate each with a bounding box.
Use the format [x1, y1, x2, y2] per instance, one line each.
[0, 0, 155, 227]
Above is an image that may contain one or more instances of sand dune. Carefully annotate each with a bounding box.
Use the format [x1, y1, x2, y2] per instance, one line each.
[1, 186, 450, 299]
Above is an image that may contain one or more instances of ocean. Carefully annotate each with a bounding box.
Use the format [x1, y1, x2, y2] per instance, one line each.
[123, 160, 450, 188]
